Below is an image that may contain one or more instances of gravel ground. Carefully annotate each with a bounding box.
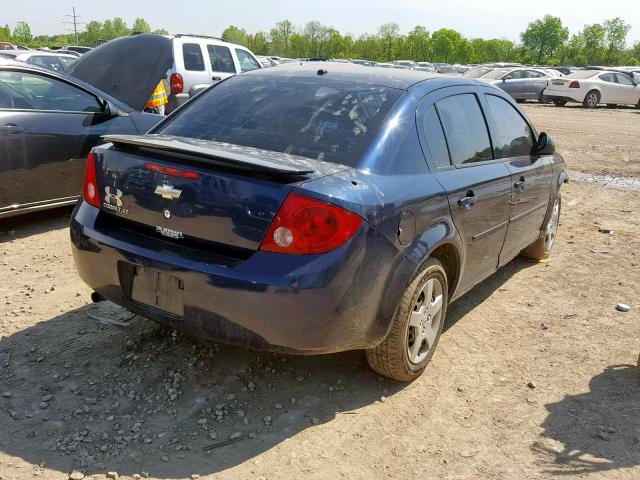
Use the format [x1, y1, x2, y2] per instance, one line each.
[0, 103, 639, 480]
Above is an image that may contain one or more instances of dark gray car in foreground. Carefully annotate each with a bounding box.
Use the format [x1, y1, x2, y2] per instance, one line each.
[0, 37, 169, 218]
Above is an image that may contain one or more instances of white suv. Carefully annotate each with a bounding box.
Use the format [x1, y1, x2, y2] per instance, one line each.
[166, 34, 261, 112]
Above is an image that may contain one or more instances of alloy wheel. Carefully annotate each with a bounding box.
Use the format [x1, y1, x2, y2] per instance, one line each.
[407, 277, 444, 364]
[544, 199, 560, 252]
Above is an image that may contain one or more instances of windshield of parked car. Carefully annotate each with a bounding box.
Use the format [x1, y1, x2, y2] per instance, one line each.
[158, 75, 403, 166]
[565, 70, 600, 79]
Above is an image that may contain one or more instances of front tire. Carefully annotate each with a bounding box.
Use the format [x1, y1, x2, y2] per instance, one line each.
[538, 91, 550, 104]
[521, 194, 561, 260]
[366, 258, 448, 381]
[583, 90, 600, 108]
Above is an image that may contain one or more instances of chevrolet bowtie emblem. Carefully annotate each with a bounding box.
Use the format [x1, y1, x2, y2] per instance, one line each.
[154, 184, 182, 200]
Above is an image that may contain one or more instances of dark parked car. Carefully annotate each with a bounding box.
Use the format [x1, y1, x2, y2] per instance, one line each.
[0, 55, 164, 218]
[70, 63, 566, 381]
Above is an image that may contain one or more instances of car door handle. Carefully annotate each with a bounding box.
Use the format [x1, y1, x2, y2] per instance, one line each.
[514, 177, 526, 192]
[1, 124, 24, 135]
[212, 76, 221, 81]
[457, 190, 476, 208]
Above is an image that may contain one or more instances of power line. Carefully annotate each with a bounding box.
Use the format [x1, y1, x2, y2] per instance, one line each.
[62, 6, 85, 45]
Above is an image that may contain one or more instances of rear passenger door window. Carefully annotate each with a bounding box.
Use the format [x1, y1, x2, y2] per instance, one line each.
[235, 49, 261, 73]
[484, 94, 534, 158]
[207, 45, 236, 74]
[434, 94, 493, 166]
[420, 105, 451, 170]
[182, 43, 205, 71]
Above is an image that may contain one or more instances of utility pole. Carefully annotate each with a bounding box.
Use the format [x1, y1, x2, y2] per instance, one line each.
[62, 7, 84, 45]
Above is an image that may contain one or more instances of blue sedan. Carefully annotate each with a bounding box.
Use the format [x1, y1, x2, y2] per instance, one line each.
[70, 63, 566, 381]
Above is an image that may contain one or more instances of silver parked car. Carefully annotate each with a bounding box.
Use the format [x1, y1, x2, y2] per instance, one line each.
[480, 67, 556, 103]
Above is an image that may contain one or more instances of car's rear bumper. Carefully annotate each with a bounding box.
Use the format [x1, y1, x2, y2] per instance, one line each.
[70, 202, 412, 354]
[543, 89, 585, 103]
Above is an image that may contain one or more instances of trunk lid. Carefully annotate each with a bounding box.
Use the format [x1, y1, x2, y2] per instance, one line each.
[92, 134, 348, 254]
[69, 34, 172, 111]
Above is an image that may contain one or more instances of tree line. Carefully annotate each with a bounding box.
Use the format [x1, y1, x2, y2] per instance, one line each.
[1, 15, 638, 66]
[0, 17, 168, 48]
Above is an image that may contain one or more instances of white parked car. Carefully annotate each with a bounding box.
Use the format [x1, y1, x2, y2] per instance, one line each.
[543, 70, 640, 108]
[166, 34, 261, 113]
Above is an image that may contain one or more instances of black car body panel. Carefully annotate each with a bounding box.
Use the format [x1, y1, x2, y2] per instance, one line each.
[69, 34, 173, 112]
[0, 59, 162, 218]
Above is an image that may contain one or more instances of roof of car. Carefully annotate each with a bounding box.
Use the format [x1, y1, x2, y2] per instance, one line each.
[244, 61, 465, 90]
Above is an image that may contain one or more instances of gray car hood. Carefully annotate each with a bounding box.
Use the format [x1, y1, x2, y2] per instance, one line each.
[68, 34, 172, 111]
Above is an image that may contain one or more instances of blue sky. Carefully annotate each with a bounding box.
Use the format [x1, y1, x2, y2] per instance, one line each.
[5, 0, 639, 44]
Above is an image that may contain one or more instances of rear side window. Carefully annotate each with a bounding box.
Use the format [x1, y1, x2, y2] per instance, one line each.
[421, 106, 451, 169]
[484, 94, 534, 158]
[207, 45, 235, 73]
[599, 73, 615, 83]
[435, 94, 493, 166]
[158, 75, 402, 166]
[235, 49, 260, 73]
[504, 70, 525, 80]
[182, 43, 205, 71]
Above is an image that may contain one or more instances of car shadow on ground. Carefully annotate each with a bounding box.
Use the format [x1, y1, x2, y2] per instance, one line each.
[532, 364, 640, 475]
[0, 302, 404, 478]
[0, 206, 74, 243]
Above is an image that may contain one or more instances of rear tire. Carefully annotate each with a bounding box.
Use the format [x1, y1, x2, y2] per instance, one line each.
[583, 90, 600, 108]
[520, 194, 561, 260]
[538, 91, 549, 104]
[366, 258, 448, 381]
[553, 99, 567, 107]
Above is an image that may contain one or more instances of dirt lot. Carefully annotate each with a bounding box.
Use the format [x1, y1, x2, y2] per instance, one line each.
[0, 104, 639, 480]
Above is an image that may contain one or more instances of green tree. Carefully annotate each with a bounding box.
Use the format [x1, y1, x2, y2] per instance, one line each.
[269, 20, 295, 57]
[431, 28, 462, 62]
[132, 18, 151, 34]
[112, 18, 129, 38]
[405, 26, 430, 61]
[378, 23, 400, 61]
[0, 24, 11, 41]
[152, 28, 169, 35]
[582, 24, 606, 64]
[303, 21, 330, 57]
[222, 25, 248, 46]
[520, 15, 568, 63]
[12, 21, 32, 44]
[603, 17, 631, 63]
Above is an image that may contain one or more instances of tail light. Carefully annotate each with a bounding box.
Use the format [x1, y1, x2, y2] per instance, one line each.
[259, 192, 362, 254]
[169, 73, 183, 94]
[568, 80, 580, 88]
[83, 151, 101, 208]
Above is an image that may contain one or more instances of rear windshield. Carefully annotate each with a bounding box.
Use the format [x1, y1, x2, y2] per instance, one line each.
[158, 75, 402, 166]
[565, 70, 600, 79]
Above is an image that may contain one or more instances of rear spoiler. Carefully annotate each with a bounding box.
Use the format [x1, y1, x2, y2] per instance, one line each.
[101, 134, 316, 176]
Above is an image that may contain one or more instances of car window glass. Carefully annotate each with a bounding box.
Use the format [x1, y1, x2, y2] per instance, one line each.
[207, 45, 235, 73]
[484, 94, 534, 158]
[235, 49, 260, 73]
[504, 70, 525, 80]
[26, 56, 65, 72]
[615, 73, 634, 85]
[434, 93, 493, 165]
[0, 70, 102, 112]
[58, 56, 76, 69]
[182, 43, 205, 71]
[421, 105, 451, 169]
[599, 73, 615, 83]
[527, 70, 544, 78]
[158, 75, 402, 167]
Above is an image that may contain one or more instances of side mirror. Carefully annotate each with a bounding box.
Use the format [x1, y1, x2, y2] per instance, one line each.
[99, 98, 120, 117]
[534, 132, 555, 155]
